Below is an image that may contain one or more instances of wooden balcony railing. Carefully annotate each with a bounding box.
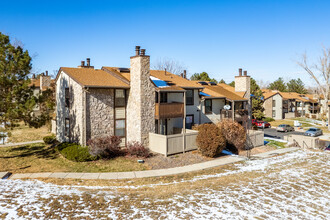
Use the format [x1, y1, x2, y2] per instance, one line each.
[220, 109, 248, 122]
[155, 102, 184, 119]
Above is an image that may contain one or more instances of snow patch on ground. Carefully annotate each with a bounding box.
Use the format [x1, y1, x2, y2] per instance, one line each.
[0, 150, 329, 219]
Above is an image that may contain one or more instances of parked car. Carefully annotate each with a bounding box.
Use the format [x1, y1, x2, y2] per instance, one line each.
[277, 124, 294, 132]
[256, 121, 271, 128]
[304, 128, 323, 137]
[252, 119, 258, 125]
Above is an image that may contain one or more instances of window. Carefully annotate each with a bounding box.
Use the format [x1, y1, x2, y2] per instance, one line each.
[185, 115, 194, 129]
[115, 89, 125, 107]
[65, 88, 70, 108]
[272, 110, 276, 118]
[205, 99, 212, 114]
[115, 120, 125, 137]
[186, 90, 194, 105]
[272, 100, 276, 107]
[65, 118, 70, 137]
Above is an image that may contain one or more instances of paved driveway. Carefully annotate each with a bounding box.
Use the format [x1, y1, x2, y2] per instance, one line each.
[261, 128, 304, 140]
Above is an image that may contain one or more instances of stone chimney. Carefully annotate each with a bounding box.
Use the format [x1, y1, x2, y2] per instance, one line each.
[126, 46, 155, 146]
[40, 70, 51, 90]
[235, 68, 250, 95]
[235, 68, 251, 128]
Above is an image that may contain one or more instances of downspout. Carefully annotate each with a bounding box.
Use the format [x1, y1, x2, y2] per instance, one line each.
[183, 91, 186, 153]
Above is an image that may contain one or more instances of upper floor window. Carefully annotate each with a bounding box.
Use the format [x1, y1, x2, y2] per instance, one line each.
[186, 90, 194, 105]
[65, 88, 70, 108]
[115, 89, 125, 107]
[272, 100, 276, 107]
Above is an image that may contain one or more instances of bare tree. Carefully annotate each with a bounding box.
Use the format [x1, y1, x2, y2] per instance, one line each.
[152, 57, 187, 75]
[298, 47, 330, 129]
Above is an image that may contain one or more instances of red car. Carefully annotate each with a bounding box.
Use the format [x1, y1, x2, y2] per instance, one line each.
[252, 119, 271, 128]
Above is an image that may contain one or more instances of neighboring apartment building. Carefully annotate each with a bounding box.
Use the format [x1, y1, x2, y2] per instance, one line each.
[55, 47, 251, 147]
[262, 89, 320, 119]
[194, 69, 250, 127]
[29, 71, 53, 113]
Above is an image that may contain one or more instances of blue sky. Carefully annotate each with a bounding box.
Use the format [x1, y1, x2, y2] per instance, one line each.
[1, 0, 329, 86]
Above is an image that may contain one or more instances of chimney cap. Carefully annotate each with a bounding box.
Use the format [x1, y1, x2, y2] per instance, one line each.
[239, 68, 242, 76]
[140, 49, 146, 56]
[81, 61, 85, 66]
[135, 46, 141, 56]
[243, 70, 247, 76]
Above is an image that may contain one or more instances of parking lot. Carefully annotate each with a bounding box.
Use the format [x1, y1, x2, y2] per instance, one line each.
[262, 128, 304, 139]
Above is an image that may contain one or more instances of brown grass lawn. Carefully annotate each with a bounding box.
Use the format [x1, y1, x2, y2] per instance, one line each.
[0, 143, 148, 173]
[6, 122, 51, 143]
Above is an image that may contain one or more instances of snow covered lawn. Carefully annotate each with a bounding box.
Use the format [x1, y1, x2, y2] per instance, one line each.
[0, 150, 329, 219]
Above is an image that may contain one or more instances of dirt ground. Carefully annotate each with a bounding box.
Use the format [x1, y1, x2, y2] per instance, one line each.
[146, 145, 276, 169]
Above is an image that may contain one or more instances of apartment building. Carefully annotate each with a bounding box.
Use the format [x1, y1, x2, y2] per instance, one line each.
[55, 47, 251, 148]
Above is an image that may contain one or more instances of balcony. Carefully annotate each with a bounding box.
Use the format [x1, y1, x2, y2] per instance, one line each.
[309, 106, 320, 111]
[220, 109, 248, 122]
[155, 102, 184, 119]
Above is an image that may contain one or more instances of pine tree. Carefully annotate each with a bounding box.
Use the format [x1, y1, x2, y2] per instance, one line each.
[268, 77, 287, 92]
[0, 32, 54, 128]
[190, 72, 218, 83]
[250, 78, 264, 119]
[286, 78, 307, 94]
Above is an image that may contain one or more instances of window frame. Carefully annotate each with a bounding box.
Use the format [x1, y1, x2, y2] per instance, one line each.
[185, 89, 194, 105]
[65, 118, 70, 138]
[114, 89, 127, 139]
[205, 99, 212, 114]
[272, 110, 276, 118]
[65, 88, 70, 108]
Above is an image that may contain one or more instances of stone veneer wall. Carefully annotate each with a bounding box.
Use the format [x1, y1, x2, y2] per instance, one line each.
[86, 89, 114, 142]
[127, 55, 155, 146]
[40, 75, 52, 90]
[56, 71, 84, 144]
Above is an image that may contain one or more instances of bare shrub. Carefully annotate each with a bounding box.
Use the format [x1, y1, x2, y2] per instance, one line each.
[196, 124, 226, 157]
[218, 119, 246, 152]
[87, 136, 123, 158]
[126, 141, 150, 158]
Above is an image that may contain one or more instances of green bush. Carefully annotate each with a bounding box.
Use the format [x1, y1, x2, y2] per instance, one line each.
[196, 124, 226, 157]
[43, 134, 56, 144]
[57, 143, 97, 162]
[263, 117, 275, 122]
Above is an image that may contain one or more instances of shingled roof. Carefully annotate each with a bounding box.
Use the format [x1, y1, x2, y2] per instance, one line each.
[101, 67, 203, 89]
[58, 67, 130, 88]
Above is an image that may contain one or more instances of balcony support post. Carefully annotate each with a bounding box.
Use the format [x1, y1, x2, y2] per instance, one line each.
[232, 101, 235, 121]
[158, 91, 161, 134]
[183, 91, 186, 153]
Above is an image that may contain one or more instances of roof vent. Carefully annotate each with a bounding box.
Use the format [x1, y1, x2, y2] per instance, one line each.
[208, 82, 217, 85]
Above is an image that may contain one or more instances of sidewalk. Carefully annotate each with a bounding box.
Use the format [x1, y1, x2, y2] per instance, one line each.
[6, 147, 300, 180]
[0, 140, 43, 147]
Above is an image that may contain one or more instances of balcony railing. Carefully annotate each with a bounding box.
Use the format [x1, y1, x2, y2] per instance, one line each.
[220, 109, 248, 122]
[155, 102, 184, 119]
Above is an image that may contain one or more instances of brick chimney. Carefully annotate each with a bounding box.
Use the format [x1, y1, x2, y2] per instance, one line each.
[126, 46, 155, 146]
[40, 70, 51, 90]
[183, 70, 187, 79]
